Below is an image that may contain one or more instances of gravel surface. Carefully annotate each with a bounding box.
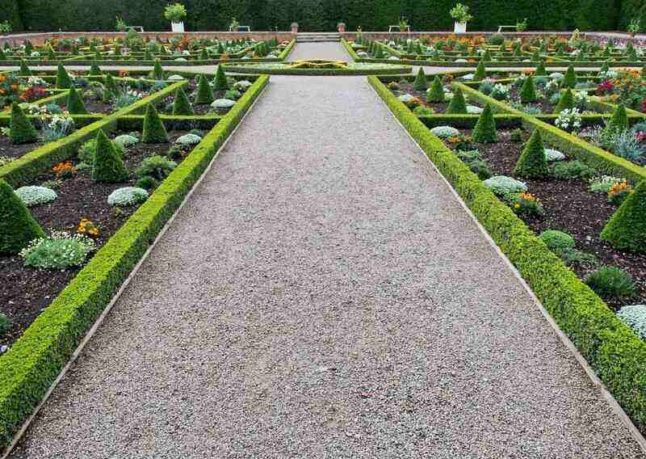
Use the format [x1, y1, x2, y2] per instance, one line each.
[287, 42, 351, 62]
[9, 73, 644, 458]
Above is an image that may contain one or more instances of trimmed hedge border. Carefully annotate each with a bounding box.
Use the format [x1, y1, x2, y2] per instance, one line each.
[0, 80, 186, 187]
[354, 56, 646, 68]
[456, 82, 646, 183]
[341, 38, 360, 61]
[0, 74, 269, 449]
[368, 74, 646, 435]
[417, 113, 523, 129]
[222, 64, 412, 76]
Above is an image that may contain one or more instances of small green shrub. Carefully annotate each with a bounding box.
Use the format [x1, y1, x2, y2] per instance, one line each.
[553, 89, 574, 113]
[471, 104, 497, 143]
[66, 86, 88, 115]
[510, 128, 523, 142]
[142, 104, 168, 143]
[551, 160, 597, 180]
[20, 232, 95, 269]
[78, 138, 125, 164]
[136, 155, 176, 180]
[601, 180, 646, 253]
[92, 130, 129, 183]
[214, 65, 229, 90]
[585, 266, 636, 300]
[0, 313, 11, 337]
[152, 59, 164, 80]
[446, 88, 467, 114]
[520, 75, 537, 103]
[413, 67, 427, 90]
[14, 186, 57, 207]
[195, 74, 214, 104]
[539, 230, 575, 255]
[562, 64, 577, 88]
[426, 76, 444, 102]
[473, 60, 486, 81]
[514, 130, 548, 178]
[135, 175, 159, 190]
[9, 103, 38, 145]
[0, 179, 45, 255]
[172, 87, 194, 115]
[55, 63, 72, 89]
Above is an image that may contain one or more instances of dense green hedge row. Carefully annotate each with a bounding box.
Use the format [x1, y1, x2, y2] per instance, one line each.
[0, 0, 640, 33]
[0, 73, 270, 448]
[368, 74, 646, 434]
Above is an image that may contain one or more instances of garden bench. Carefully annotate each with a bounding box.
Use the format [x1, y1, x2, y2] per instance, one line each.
[497, 25, 517, 33]
[230, 26, 251, 32]
[388, 25, 410, 33]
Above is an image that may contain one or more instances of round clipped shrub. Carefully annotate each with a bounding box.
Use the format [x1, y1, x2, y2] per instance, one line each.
[601, 180, 646, 253]
[430, 125, 460, 139]
[483, 175, 527, 195]
[135, 176, 159, 191]
[514, 130, 548, 178]
[233, 80, 252, 91]
[585, 266, 636, 299]
[113, 134, 139, 149]
[107, 187, 149, 206]
[15, 186, 57, 207]
[0, 179, 45, 254]
[20, 231, 95, 269]
[175, 133, 202, 146]
[544, 148, 566, 162]
[617, 304, 646, 339]
[539, 230, 575, 254]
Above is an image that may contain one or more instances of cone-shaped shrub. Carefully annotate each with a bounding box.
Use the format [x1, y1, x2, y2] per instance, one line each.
[144, 48, 152, 61]
[195, 74, 214, 104]
[0, 179, 45, 254]
[374, 45, 384, 59]
[10, 102, 38, 144]
[482, 49, 492, 61]
[535, 60, 547, 76]
[105, 73, 118, 94]
[553, 89, 574, 113]
[92, 130, 128, 183]
[172, 87, 194, 115]
[413, 68, 427, 90]
[47, 45, 56, 60]
[562, 65, 576, 88]
[213, 65, 229, 90]
[55, 63, 72, 89]
[89, 61, 102, 76]
[427, 76, 445, 102]
[19, 60, 31, 76]
[66, 86, 88, 115]
[0, 48, 5, 60]
[446, 88, 467, 114]
[473, 60, 486, 81]
[599, 61, 610, 75]
[152, 59, 164, 80]
[605, 104, 628, 134]
[200, 48, 209, 60]
[520, 75, 537, 103]
[142, 104, 168, 143]
[472, 104, 497, 143]
[514, 130, 548, 178]
[600, 180, 646, 253]
[217, 42, 225, 54]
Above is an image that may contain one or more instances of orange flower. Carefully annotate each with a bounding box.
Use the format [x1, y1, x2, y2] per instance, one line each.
[77, 218, 100, 238]
[52, 160, 76, 178]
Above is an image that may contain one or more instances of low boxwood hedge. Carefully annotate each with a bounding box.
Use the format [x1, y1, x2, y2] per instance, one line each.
[369, 74, 646, 434]
[0, 74, 269, 448]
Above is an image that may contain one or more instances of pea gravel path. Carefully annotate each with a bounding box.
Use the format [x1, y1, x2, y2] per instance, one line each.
[9, 71, 645, 457]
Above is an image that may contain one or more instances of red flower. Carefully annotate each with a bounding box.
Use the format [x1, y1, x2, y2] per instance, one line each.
[596, 79, 614, 96]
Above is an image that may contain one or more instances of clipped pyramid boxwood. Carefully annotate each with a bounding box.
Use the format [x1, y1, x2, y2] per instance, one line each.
[172, 87, 194, 115]
[535, 61, 547, 76]
[427, 76, 444, 102]
[473, 60, 486, 81]
[554, 89, 574, 113]
[0, 179, 45, 254]
[562, 65, 577, 88]
[213, 65, 229, 91]
[92, 130, 128, 183]
[514, 130, 548, 178]
[195, 74, 214, 104]
[66, 86, 88, 115]
[10, 102, 38, 145]
[413, 67, 427, 90]
[152, 59, 164, 80]
[19, 60, 31, 76]
[520, 75, 537, 103]
[142, 104, 168, 143]
[446, 88, 467, 114]
[55, 63, 72, 89]
[605, 104, 628, 134]
[472, 104, 497, 143]
[89, 62, 102, 76]
[601, 180, 646, 253]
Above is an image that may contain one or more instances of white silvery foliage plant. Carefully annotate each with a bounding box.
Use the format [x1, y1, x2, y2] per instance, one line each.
[211, 99, 236, 110]
[233, 80, 252, 91]
[15, 186, 57, 207]
[430, 126, 460, 138]
[490, 83, 509, 100]
[466, 105, 483, 114]
[483, 176, 528, 195]
[573, 91, 590, 110]
[176, 133, 202, 146]
[617, 305, 646, 340]
[108, 187, 149, 207]
[544, 148, 566, 162]
[589, 175, 624, 193]
[555, 108, 582, 132]
[113, 134, 139, 149]
[27, 76, 48, 87]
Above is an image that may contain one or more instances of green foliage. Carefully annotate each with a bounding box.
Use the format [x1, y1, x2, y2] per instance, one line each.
[535, 60, 547, 76]
[539, 229, 575, 255]
[152, 59, 164, 80]
[605, 104, 629, 134]
[19, 60, 31, 76]
[585, 266, 636, 300]
[89, 62, 102, 76]
[9, 102, 38, 145]
[0, 179, 45, 254]
[473, 60, 486, 81]
[66, 86, 88, 115]
[213, 65, 229, 91]
[195, 74, 214, 104]
[78, 137, 124, 164]
[514, 129, 548, 178]
[55, 63, 71, 89]
[426, 76, 445, 103]
[520, 75, 537, 103]
[551, 160, 596, 179]
[21, 232, 95, 269]
[92, 130, 128, 183]
[172, 87, 193, 115]
[471, 103, 497, 143]
[553, 88, 574, 113]
[136, 155, 176, 180]
[142, 103, 168, 143]
[413, 67, 427, 90]
[0, 313, 11, 337]
[446, 87, 467, 114]
[562, 65, 577, 88]
[601, 180, 646, 253]
[510, 128, 523, 142]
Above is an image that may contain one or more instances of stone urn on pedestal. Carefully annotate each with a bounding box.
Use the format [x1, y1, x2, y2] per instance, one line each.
[291, 22, 299, 34]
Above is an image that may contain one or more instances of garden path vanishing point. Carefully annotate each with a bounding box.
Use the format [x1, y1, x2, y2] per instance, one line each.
[8, 44, 646, 458]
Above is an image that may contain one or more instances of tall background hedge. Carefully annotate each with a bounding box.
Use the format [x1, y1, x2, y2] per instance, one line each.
[0, 0, 641, 33]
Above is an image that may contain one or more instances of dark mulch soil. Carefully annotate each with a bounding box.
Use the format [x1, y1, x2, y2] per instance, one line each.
[0, 130, 191, 348]
[449, 128, 646, 310]
[159, 80, 234, 116]
[507, 86, 556, 113]
[392, 80, 482, 114]
[0, 136, 45, 160]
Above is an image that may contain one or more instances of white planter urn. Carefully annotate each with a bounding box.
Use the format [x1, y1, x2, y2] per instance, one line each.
[171, 21, 185, 32]
[454, 22, 467, 33]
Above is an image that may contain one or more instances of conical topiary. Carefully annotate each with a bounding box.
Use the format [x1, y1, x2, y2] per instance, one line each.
[413, 67, 427, 90]
[553, 88, 574, 113]
[66, 86, 88, 114]
[562, 64, 576, 88]
[605, 104, 628, 134]
[473, 60, 486, 81]
[19, 60, 31, 76]
[152, 59, 164, 80]
[535, 60, 547, 76]
[89, 61, 102, 76]
[105, 73, 118, 94]
[195, 74, 214, 104]
[520, 75, 537, 103]
[172, 87, 194, 115]
[142, 103, 168, 143]
[0, 48, 6, 60]
[10, 102, 38, 144]
[513, 129, 548, 178]
[472, 104, 497, 143]
[426, 76, 445, 102]
[0, 179, 45, 255]
[92, 130, 128, 183]
[482, 49, 492, 62]
[200, 48, 209, 60]
[446, 88, 467, 114]
[144, 48, 153, 61]
[599, 61, 610, 75]
[213, 65, 229, 91]
[600, 180, 646, 253]
[56, 63, 72, 89]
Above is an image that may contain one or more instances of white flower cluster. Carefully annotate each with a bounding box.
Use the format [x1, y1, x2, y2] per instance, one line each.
[555, 108, 582, 132]
[20, 231, 95, 269]
[490, 83, 509, 100]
